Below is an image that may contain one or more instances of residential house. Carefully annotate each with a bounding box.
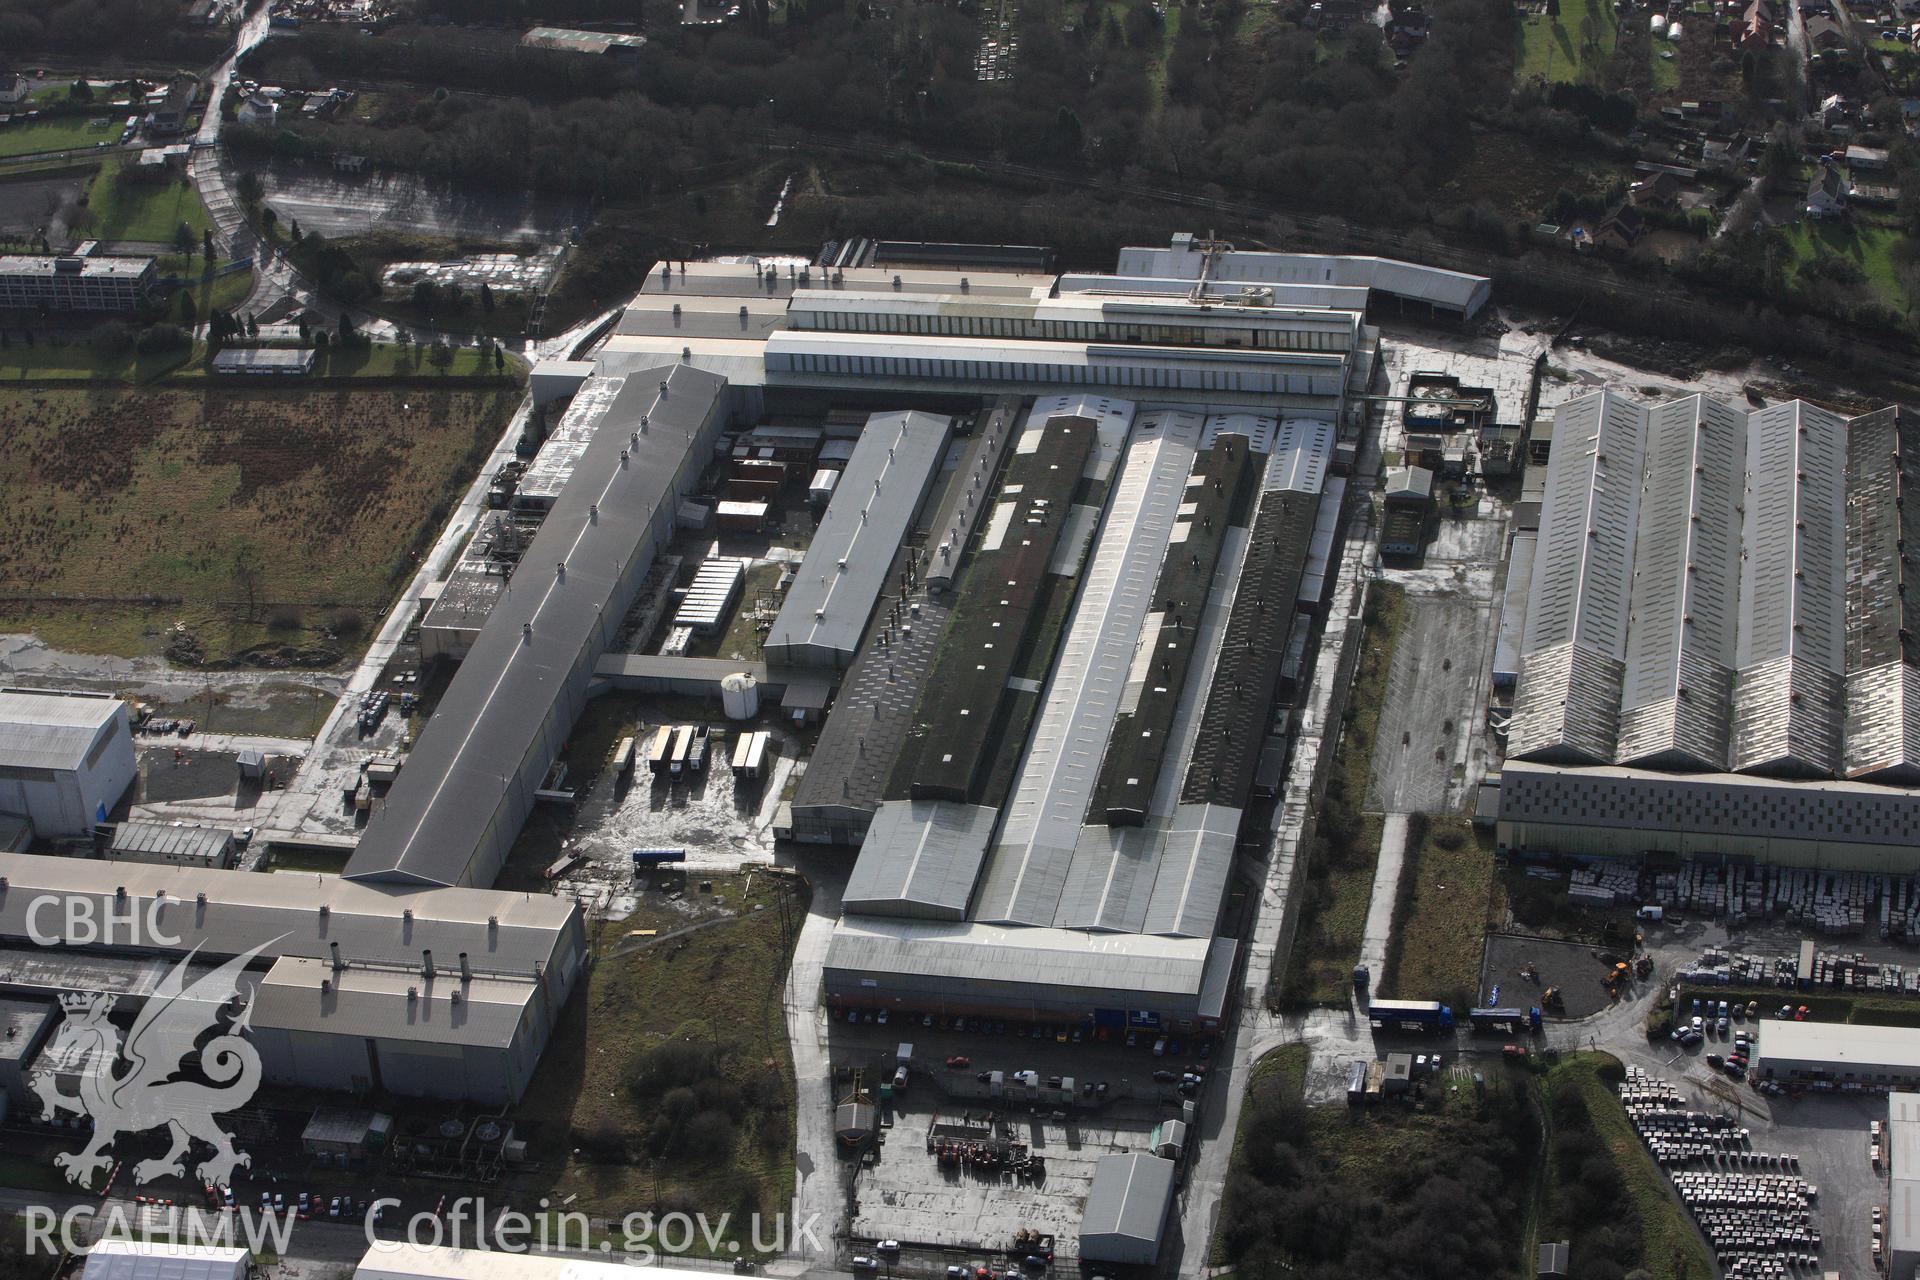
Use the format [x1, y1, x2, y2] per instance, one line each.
[1807, 163, 1850, 216]
[147, 77, 198, 136]
[237, 94, 278, 126]
[0, 75, 27, 106]
[1630, 171, 1685, 209]
[1805, 14, 1847, 49]
[1579, 202, 1647, 253]
[1700, 133, 1753, 171]
[1846, 143, 1891, 169]
[1733, 0, 1774, 49]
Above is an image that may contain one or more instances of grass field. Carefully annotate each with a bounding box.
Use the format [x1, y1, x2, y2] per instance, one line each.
[0, 338, 197, 383]
[1778, 213, 1910, 311]
[85, 159, 214, 244]
[1282, 581, 1406, 1004]
[514, 873, 805, 1249]
[0, 384, 517, 661]
[1516, 0, 1620, 83]
[1539, 1053, 1714, 1280]
[0, 115, 120, 160]
[155, 254, 256, 327]
[1380, 814, 1499, 1008]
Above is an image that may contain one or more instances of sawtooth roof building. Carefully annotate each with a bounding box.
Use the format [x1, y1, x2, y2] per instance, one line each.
[1496, 395, 1920, 869]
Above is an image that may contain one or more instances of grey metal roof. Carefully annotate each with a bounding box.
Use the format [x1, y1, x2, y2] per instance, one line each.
[0, 253, 153, 282]
[109, 821, 233, 863]
[765, 410, 951, 666]
[824, 917, 1229, 1003]
[0, 687, 124, 772]
[1493, 532, 1537, 685]
[1263, 418, 1334, 494]
[1892, 1092, 1920, 1260]
[1509, 392, 1644, 763]
[517, 372, 627, 505]
[841, 800, 997, 920]
[211, 347, 313, 373]
[0, 851, 581, 978]
[1113, 237, 1493, 316]
[979, 411, 1202, 925]
[1733, 400, 1847, 775]
[251, 956, 534, 1049]
[346, 364, 727, 888]
[1844, 406, 1920, 781]
[1080, 1153, 1177, 1247]
[1616, 395, 1744, 769]
[615, 293, 789, 341]
[1054, 804, 1238, 937]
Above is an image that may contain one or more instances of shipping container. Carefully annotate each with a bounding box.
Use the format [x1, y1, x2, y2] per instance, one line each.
[669, 725, 693, 776]
[612, 737, 636, 775]
[647, 726, 676, 775]
[1367, 998, 1453, 1032]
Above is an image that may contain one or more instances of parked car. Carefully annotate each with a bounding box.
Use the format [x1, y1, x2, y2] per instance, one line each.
[850, 1257, 877, 1272]
[946, 1055, 971, 1069]
[876, 1241, 900, 1255]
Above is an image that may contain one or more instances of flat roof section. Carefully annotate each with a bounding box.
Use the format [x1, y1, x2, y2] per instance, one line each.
[517, 372, 628, 506]
[252, 955, 536, 1050]
[1761, 1018, 1920, 1072]
[0, 852, 580, 976]
[616, 292, 790, 341]
[765, 410, 952, 668]
[636, 260, 1055, 303]
[346, 365, 727, 888]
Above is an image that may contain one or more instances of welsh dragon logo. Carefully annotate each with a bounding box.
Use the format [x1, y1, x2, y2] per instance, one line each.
[31, 942, 273, 1188]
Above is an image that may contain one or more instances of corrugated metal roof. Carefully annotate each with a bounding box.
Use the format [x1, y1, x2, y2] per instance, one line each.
[765, 410, 951, 665]
[1733, 400, 1847, 774]
[842, 800, 997, 920]
[347, 365, 727, 888]
[81, 1241, 247, 1280]
[1616, 395, 1744, 769]
[1493, 532, 1537, 685]
[1891, 1092, 1920, 1259]
[824, 917, 1226, 999]
[1844, 405, 1920, 781]
[1509, 392, 1643, 763]
[1080, 1153, 1177, 1247]
[1263, 419, 1335, 493]
[0, 687, 123, 772]
[109, 821, 233, 863]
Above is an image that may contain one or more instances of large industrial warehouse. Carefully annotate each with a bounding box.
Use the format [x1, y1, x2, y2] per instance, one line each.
[1494, 395, 1920, 868]
[0, 853, 586, 1105]
[0, 687, 137, 838]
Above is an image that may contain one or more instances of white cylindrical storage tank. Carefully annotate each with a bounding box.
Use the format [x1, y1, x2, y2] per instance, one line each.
[721, 672, 760, 721]
[1651, 13, 1667, 32]
[1668, 20, 1682, 37]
